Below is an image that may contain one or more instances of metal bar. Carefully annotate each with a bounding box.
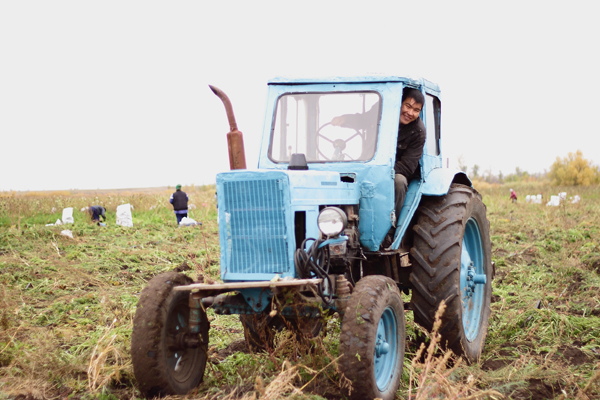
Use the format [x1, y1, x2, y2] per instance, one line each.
[390, 254, 400, 283]
[173, 278, 323, 292]
[188, 292, 203, 334]
[383, 257, 393, 279]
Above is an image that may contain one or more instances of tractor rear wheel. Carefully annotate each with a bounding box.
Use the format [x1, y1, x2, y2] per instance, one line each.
[339, 275, 405, 400]
[410, 184, 492, 362]
[131, 272, 209, 397]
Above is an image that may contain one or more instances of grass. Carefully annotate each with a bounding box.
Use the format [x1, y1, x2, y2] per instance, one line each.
[1, 183, 599, 399]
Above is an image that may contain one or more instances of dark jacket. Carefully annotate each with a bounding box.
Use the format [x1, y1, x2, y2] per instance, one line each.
[394, 117, 426, 179]
[171, 190, 188, 211]
[90, 205, 106, 221]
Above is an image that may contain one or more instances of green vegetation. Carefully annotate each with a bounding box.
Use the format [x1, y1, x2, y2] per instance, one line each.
[1, 184, 600, 399]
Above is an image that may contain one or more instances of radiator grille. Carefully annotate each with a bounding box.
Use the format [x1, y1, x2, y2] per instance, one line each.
[223, 179, 289, 276]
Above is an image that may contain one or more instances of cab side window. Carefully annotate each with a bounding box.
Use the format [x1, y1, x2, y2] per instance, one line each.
[424, 95, 441, 156]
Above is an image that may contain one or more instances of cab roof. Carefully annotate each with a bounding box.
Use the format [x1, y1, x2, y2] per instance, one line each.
[268, 74, 440, 93]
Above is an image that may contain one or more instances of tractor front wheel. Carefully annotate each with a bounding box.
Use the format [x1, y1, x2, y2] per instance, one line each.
[131, 272, 209, 397]
[339, 275, 405, 400]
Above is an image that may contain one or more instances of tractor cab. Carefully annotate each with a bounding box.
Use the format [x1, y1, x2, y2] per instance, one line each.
[258, 76, 449, 246]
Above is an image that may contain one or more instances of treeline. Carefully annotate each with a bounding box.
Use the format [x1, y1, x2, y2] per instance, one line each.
[460, 150, 600, 186]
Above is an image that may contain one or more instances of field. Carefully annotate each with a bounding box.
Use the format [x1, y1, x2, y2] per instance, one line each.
[1, 183, 599, 399]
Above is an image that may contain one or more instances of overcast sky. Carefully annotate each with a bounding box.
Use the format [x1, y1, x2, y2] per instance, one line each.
[1, 1, 598, 191]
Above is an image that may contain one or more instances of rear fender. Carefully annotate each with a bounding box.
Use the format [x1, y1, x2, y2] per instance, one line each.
[421, 168, 471, 196]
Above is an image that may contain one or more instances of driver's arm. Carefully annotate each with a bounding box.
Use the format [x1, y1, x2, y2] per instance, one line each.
[331, 103, 378, 130]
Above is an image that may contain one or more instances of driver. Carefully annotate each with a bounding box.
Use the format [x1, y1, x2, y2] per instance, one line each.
[332, 88, 426, 229]
[393, 88, 426, 224]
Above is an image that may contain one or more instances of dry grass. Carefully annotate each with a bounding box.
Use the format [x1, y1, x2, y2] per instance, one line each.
[407, 302, 503, 400]
[87, 318, 132, 391]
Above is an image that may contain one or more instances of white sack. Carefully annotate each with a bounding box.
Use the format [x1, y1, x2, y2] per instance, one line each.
[546, 195, 560, 206]
[62, 207, 74, 224]
[116, 204, 134, 227]
[179, 217, 200, 226]
[60, 229, 73, 238]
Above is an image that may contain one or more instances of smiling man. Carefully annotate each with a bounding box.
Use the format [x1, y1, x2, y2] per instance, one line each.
[393, 88, 426, 226]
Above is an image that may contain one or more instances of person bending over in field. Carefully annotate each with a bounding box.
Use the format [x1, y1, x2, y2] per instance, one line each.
[88, 205, 106, 225]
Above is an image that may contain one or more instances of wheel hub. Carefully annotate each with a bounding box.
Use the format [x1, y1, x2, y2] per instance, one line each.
[464, 261, 487, 299]
[375, 333, 390, 357]
[460, 217, 487, 343]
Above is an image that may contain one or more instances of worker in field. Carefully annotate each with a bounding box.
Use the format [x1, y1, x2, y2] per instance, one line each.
[88, 205, 107, 226]
[510, 188, 518, 203]
[169, 184, 189, 224]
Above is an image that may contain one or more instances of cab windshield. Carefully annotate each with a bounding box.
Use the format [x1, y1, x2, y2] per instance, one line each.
[269, 92, 381, 163]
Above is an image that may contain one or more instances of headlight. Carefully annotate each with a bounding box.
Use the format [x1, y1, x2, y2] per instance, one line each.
[317, 207, 348, 237]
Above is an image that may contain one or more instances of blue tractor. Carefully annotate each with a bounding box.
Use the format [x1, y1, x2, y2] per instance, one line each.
[131, 74, 493, 400]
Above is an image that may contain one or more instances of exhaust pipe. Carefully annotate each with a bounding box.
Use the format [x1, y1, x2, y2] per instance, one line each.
[209, 85, 247, 170]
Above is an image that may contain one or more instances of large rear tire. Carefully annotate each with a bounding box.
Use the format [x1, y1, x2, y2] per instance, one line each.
[410, 184, 492, 362]
[132, 272, 209, 397]
[339, 275, 405, 400]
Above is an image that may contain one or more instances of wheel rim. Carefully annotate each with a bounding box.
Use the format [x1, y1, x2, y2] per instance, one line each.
[374, 306, 399, 391]
[166, 302, 200, 383]
[460, 217, 487, 342]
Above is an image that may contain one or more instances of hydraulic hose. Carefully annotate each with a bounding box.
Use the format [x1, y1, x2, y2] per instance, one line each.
[294, 238, 333, 304]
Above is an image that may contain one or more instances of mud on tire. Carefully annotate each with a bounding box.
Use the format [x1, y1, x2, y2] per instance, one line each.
[132, 272, 209, 397]
[409, 184, 492, 362]
[339, 275, 405, 400]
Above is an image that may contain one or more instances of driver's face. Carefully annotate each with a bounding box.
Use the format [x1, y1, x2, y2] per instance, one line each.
[399, 97, 422, 125]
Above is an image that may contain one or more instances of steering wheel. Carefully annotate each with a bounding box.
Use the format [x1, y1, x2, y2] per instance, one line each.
[316, 122, 363, 161]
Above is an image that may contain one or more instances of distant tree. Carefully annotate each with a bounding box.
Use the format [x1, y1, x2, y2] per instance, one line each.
[504, 172, 516, 182]
[549, 150, 600, 186]
[515, 166, 522, 176]
[483, 168, 498, 183]
[472, 164, 480, 178]
[457, 155, 468, 173]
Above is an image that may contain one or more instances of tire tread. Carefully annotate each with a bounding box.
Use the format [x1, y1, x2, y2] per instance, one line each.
[409, 184, 492, 361]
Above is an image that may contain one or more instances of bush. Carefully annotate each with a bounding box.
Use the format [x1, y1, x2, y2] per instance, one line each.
[549, 150, 600, 186]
